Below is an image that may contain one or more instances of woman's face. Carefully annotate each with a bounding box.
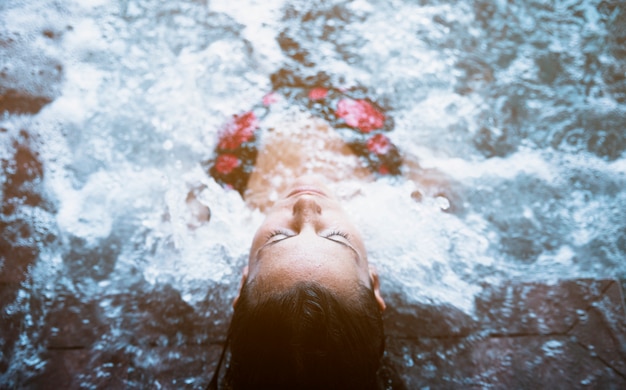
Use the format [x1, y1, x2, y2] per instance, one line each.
[239, 176, 385, 310]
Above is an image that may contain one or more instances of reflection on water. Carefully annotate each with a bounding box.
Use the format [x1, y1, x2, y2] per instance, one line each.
[1, 0, 625, 387]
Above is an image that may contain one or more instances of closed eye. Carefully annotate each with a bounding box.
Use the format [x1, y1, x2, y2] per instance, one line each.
[322, 230, 360, 260]
[265, 229, 292, 243]
[257, 229, 361, 261]
[324, 230, 351, 242]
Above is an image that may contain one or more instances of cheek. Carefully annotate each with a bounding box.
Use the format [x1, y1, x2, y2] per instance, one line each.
[249, 227, 268, 258]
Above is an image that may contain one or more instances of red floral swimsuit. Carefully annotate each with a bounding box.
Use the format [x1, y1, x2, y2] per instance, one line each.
[204, 77, 403, 196]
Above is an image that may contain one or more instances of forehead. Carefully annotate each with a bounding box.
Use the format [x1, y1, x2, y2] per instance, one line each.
[249, 236, 367, 295]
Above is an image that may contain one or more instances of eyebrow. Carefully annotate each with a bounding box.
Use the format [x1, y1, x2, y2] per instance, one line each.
[257, 235, 361, 262]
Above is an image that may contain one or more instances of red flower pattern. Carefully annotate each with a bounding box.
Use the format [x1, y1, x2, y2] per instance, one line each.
[366, 134, 391, 155]
[215, 153, 240, 174]
[218, 111, 259, 150]
[336, 98, 385, 133]
[308, 87, 328, 100]
[210, 86, 399, 193]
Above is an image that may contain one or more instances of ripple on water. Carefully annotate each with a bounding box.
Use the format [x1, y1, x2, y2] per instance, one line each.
[1, 0, 625, 387]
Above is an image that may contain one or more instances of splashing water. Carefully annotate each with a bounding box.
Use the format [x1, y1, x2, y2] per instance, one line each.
[1, 0, 625, 387]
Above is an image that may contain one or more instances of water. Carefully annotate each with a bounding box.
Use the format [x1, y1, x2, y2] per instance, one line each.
[1, 0, 625, 387]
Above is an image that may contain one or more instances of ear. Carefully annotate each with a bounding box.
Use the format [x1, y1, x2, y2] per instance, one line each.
[369, 266, 386, 312]
[232, 265, 249, 308]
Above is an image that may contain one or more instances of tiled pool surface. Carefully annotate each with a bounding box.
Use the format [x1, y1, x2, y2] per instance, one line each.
[2, 250, 625, 388]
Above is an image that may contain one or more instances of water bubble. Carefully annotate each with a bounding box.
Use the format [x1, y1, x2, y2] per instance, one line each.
[542, 340, 563, 357]
[403, 353, 415, 367]
[588, 344, 597, 357]
[435, 195, 450, 211]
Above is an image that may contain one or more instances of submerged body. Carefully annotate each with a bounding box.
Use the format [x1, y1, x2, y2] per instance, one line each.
[245, 114, 372, 210]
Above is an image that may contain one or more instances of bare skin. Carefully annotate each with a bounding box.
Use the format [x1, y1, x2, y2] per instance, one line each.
[244, 114, 372, 211]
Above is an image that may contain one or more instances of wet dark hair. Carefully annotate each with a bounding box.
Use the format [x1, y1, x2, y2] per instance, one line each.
[210, 280, 385, 390]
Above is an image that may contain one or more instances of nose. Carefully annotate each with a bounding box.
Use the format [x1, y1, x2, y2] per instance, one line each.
[292, 196, 322, 226]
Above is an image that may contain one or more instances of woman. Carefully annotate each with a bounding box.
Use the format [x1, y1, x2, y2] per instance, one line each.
[200, 71, 453, 389]
[212, 175, 389, 390]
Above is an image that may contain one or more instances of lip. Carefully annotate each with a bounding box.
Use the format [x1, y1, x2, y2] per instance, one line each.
[287, 186, 328, 198]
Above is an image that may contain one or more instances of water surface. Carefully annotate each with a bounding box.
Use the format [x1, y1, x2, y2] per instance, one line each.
[1, 0, 625, 387]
